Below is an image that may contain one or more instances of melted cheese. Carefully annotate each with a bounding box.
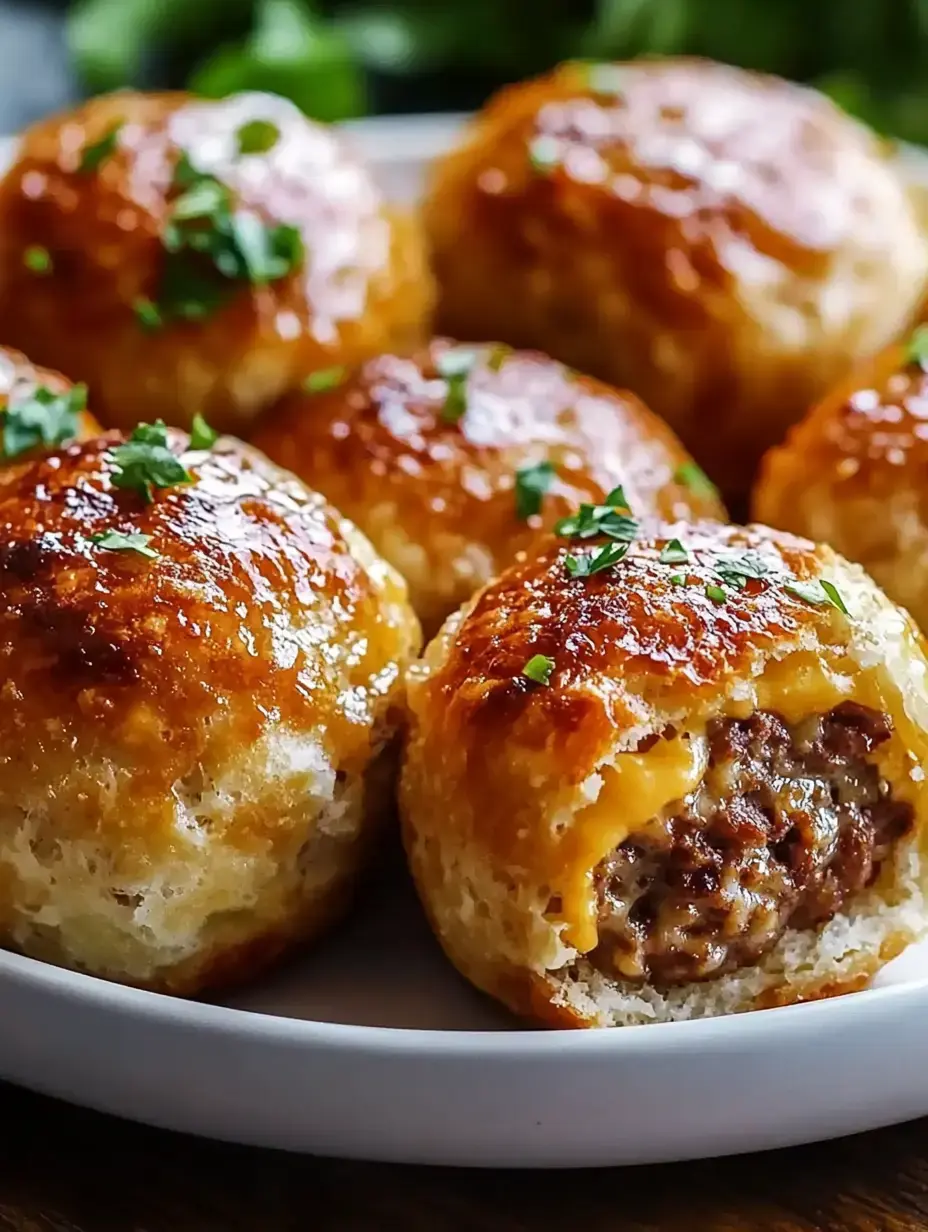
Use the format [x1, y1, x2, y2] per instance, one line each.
[551, 648, 928, 954]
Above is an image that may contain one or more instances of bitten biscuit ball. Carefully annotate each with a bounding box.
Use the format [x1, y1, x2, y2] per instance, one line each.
[754, 328, 928, 633]
[0, 427, 421, 994]
[0, 90, 433, 434]
[252, 340, 727, 635]
[401, 519, 928, 1026]
[423, 58, 928, 504]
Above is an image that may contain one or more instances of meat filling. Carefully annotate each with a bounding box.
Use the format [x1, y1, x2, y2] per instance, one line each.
[590, 704, 914, 987]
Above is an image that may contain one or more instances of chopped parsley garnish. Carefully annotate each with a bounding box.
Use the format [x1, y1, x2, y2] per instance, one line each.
[669, 573, 687, 585]
[565, 541, 628, 577]
[555, 486, 636, 542]
[713, 550, 770, 591]
[236, 119, 281, 156]
[784, 579, 850, 614]
[133, 297, 163, 331]
[705, 583, 727, 604]
[23, 245, 52, 274]
[1, 384, 87, 459]
[89, 530, 159, 559]
[302, 366, 347, 394]
[528, 135, 560, 175]
[189, 412, 218, 450]
[108, 420, 193, 503]
[906, 324, 928, 368]
[514, 460, 555, 520]
[674, 461, 719, 501]
[437, 348, 476, 423]
[584, 63, 627, 96]
[486, 343, 512, 373]
[79, 124, 122, 174]
[140, 151, 305, 328]
[659, 538, 688, 565]
[522, 654, 555, 686]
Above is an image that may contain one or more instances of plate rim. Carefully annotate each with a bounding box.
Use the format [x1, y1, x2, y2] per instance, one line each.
[3, 942, 927, 1057]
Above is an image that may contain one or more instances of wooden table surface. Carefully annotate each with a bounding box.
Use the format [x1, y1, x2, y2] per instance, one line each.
[2, 1084, 928, 1231]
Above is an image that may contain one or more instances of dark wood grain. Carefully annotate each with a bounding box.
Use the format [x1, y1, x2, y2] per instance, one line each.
[1, 1084, 928, 1232]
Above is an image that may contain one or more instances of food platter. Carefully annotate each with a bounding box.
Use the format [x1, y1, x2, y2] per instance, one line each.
[1, 110, 928, 1170]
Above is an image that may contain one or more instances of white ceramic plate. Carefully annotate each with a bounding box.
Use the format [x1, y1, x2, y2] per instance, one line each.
[1, 114, 928, 1170]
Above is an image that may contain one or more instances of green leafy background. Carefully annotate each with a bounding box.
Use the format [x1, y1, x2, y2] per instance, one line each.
[66, 0, 928, 140]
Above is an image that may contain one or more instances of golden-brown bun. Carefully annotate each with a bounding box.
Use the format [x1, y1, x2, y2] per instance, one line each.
[0, 90, 433, 434]
[0, 344, 101, 460]
[423, 58, 928, 506]
[400, 520, 928, 1027]
[251, 339, 727, 636]
[0, 430, 421, 994]
[754, 336, 928, 633]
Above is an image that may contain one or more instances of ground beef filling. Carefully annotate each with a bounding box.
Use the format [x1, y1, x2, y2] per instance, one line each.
[590, 704, 914, 988]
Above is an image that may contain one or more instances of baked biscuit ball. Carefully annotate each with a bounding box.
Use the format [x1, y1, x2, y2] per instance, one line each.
[754, 332, 928, 634]
[252, 340, 727, 636]
[0, 344, 101, 463]
[401, 520, 928, 1027]
[423, 57, 928, 505]
[0, 90, 433, 434]
[0, 428, 420, 994]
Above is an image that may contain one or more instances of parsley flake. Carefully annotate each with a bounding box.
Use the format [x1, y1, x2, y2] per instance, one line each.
[303, 366, 347, 395]
[189, 413, 218, 450]
[669, 573, 687, 585]
[522, 654, 555, 686]
[555, 486, 637, 542]
[90, 530, 159, 559]
[1, 384, 87, 459]
[713, 550, 770, 591]
[675, 461, 719, 501]
[528, 135, 560, 174]
[142, 152, 305, 327]
[486, 343, 512, 373]
[705, 583, 727, 604]
[437, 349, 476, 423]
[133, 297, 163, 331]
[784, 579, 850, 615]
[565, 540, 628, 577]
[108, 421, 193, 503]
[236, 119, 281, 156]
[23, 245, 52, 274]
[514, 461, 555, 520]
[659, 538, 688, 565]
[79, 124, 122, 174]
[906, 324, 928, 368]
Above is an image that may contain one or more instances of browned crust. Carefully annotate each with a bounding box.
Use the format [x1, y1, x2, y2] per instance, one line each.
[0, 91, 433, 431]
[424, 58, 923, 503]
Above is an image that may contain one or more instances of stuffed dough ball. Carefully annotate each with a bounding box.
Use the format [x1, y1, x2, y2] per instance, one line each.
[252, 340, 727, 636]
[0, 90, 433, 434]
[0, 344, 100, 463]
[401, 518, 928, 1026]
[754, 328, 928, 634]
[0, 425, 420, 994]
[423, 58, 928, 505]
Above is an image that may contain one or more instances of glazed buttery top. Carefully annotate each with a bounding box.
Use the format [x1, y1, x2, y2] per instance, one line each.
[0, 431, 420, 815]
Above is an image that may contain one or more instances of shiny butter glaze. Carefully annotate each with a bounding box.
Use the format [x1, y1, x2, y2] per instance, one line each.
[421, 521, 837, 744]
[0, 91, 433, 432]
[0, 344, 101, 458]
[758, 341, 928, 496]
[252, 340, 727, 633]
[753, 338, 928, 631]
[424, 58, 928, 506]
[0, 432, 420, 845]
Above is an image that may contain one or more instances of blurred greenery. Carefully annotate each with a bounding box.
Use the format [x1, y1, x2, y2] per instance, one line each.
[64, 0, 928, 140]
